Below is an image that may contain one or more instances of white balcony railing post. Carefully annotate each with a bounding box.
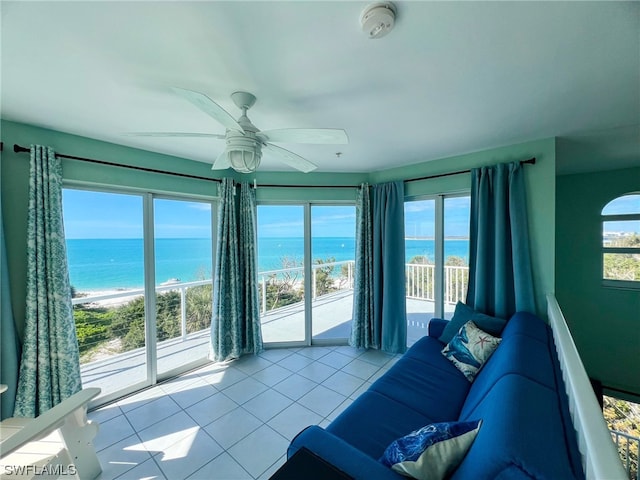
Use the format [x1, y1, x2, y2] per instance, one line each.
[180, 285, 187, 340]
[261, 276, 267, 314]
[312, 265, 317, 300]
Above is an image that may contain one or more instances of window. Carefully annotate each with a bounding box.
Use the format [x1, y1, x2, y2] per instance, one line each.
[405, 194, 471, 346]
[602, 193, 640, 289]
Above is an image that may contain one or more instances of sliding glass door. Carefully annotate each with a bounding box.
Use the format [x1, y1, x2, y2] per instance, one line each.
[63, 189, 149, 400]
[257, 205, 306, 343]
[63, 187, 215, 405]
[154, 198, 214, 378]
[404, 198, 436, 345]
[443, 196, 471, 319]
[257, 203, 355, 345]
[404, 194, 470, 346]
[311, 205, 356, 341]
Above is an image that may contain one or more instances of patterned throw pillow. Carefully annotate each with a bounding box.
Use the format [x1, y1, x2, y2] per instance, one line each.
[379, 420, 482, 480]
[441, 321, 501, 382]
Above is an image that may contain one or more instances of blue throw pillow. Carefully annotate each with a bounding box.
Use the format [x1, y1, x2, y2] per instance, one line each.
[442, 321, 501, 382]
[380, 420, 482, 480]
[438, 301, 506, 344]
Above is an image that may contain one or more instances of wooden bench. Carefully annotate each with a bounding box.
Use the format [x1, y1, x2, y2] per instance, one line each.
[0, 388, 101, 479]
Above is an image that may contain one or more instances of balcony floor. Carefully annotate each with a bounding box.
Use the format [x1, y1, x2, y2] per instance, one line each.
[81, 293, 450, 403]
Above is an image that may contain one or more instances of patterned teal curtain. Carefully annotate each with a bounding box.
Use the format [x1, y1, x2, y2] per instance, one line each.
[210, 179, 263, 362]
[14, 146, 82, 418]
[466, 161, 536, 319]
[350, 184, 375, 348]
[350, 181, 407, 354]
[1, 191, 21, 420]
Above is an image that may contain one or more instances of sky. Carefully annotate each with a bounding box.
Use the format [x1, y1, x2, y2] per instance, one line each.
[62, 189, 639, 240]
[62, 189, 473, 239]
[62, 189, 213, 239]
[602, 194, 640, 234]
[405, 197, 471, 238]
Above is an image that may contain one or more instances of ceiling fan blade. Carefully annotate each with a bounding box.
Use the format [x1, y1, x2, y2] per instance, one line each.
[259, 128, 348, 144]
[171, 87, 244, 132]
[211, 149, 230, 170]
[263, 143, 318, 173]
[125, 132, 226, 139]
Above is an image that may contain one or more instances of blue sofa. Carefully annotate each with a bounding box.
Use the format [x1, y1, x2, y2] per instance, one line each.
[288, 312, 585, 479]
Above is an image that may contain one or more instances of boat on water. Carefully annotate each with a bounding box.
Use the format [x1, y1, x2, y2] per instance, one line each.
[160, 278, 181, 286]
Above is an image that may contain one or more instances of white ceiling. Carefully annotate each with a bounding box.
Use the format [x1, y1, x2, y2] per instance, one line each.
[2, 1, 639, 174]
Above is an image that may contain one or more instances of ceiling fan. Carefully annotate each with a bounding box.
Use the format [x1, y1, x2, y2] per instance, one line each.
[129, 88, 349, 173]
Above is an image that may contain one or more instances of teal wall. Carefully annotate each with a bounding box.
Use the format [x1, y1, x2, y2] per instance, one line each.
[556, 167, 640, 399]
[1, 120, 555, 338]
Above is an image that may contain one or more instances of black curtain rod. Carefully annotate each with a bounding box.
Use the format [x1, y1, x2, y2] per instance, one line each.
[11, 144, 535, 188]
[405, 157, 536, 184]
[12, 144, 222, 184]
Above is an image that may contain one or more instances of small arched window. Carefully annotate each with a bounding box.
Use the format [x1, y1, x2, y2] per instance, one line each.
[602, 193, 640, 288]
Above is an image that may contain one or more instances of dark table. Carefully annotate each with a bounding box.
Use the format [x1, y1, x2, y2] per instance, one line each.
[269, 447, 354, 480]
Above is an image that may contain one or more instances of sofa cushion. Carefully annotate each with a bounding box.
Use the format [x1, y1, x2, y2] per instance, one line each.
[454, 376, 579, 479]
[369, 337, 470, 419]
[442, 321, 501, 382]
[380, 420, 482, 480]
[439, 302, 507, 344]
[459, 332, 557, 419]
[327, 391, 438, 460]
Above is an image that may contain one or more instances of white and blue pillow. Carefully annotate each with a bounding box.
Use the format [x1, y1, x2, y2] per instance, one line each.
[441, 321, 501, 382]
[380, 420, 482, 480]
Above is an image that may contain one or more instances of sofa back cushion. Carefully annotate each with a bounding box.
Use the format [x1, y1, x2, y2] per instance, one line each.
[460, 332, 556, 419]
[501, 311, 549, 342]
[454, 375, 579, 479]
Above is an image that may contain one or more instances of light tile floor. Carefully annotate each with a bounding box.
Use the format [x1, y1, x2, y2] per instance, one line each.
[91, 345, 401, 480]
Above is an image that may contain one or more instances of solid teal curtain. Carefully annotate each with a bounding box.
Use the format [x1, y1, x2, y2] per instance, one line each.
[1, 196, 21, 420]
[350, 184, 375, 348]
[210, 179, 263, 362]
[351, 181, 407, 354]
[466, 161, 536, 319]
[14, 146, 82, 418]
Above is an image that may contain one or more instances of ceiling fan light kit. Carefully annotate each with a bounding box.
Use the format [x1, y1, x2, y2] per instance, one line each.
[360, 2, 396, 39]
[224, 128, 262, 173]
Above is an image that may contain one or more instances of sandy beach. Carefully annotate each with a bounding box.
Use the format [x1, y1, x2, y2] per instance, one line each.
[73, 289, 144, 308]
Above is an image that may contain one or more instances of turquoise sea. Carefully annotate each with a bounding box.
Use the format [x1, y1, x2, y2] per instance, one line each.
[66, 237, 469, 292]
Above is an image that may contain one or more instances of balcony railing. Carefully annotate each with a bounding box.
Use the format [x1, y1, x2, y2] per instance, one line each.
[406, 263, 469, 305]
[72, 279, 211, 340]
[258, 260, 355, 315]
[72, 261, 469, 364]
[611, 430, 640, 480]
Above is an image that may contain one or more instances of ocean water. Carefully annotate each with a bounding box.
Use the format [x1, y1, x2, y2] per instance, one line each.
[66, 237, 469, 291]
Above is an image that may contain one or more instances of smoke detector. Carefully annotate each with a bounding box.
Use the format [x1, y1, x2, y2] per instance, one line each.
[360, 2, 396, 39]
